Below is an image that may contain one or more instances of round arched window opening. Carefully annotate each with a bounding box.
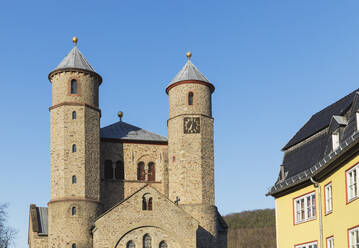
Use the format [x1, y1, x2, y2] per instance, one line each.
[72, 111, 76, 120]
[71, 207, 77, 216]
[71, 79, 78, 94]
[126, 240, 136, 248]
[72, 175, 77, 184]
[72, 243, 76, 248]
[188, 91, 194, 105]
[72, 144, 77, 153]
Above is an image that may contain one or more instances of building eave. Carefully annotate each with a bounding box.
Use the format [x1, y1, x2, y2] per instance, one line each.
[267, 131, 359, 197]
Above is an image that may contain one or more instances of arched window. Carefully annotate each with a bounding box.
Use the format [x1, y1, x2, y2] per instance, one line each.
[142, 196, 147, 210]
[143, 234, 152, 248]
[159, 241, 167, 248]
[188, 91, 194, 105]
[104, 160, 113, 179]
[126, 241, 135, 248]
[72, 111, 76, 120]
[148, 162, 155, 181]
[71, 207, 76, 216]
[72, 144, 76, 153]
[72, 175, 77, 184]
[115, 161, 124, 180]
[72, 244, 76, 248]
[71, 79, 78, 94]
[148, 197, 153, 211]
[137, 162, 145, 181]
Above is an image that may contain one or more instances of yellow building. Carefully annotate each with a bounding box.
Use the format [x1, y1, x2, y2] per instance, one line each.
[268, 89, 359, 248]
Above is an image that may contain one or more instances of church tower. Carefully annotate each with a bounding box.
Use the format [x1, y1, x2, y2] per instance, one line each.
[166, 52, 218, 247]
[47, 38, 102, 248]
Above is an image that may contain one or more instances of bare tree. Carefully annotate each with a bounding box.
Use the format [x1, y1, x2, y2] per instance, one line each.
[0, 204, 16, 248]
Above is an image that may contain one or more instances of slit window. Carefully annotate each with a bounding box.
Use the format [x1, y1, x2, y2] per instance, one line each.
[188, 92, 194, 105]
[71, 79, 78, 94]
[72, 175, 77, 184]
[71, 207, 76, 216]
[72, 244, 76, 248]
[72, 111, 76, 120]
[72, 144, 77, 153]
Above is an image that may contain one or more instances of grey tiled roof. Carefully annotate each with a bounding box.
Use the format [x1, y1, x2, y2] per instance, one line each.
[283, 89, 358, 150]
[36, 207, 48, 235]
[169, 60, 210, 86]
[100, 121, 167, 142]
[55, 46, 95, 72]
[268, 89, 359, 196]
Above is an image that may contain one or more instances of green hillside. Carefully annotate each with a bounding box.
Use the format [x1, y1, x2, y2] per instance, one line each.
[224, 209, 276, 248]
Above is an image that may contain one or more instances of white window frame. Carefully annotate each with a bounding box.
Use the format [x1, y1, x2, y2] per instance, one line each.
[349, 226, 359, 248]
[356, 112, 359, 131]
[295, 241, 318, 248]
[325, 183, 333, 214]
[347, 164, 359, 202]
[294, 191, 316, 224]
[326, 236, 334, 248]
[332, 132, 340, 151]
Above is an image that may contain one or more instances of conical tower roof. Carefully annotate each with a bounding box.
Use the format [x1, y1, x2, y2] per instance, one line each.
[49, 37, 101, 82]
[169, 59, 210, 85]
[166, 52, 214, 93]
[55, 46, 95, 72]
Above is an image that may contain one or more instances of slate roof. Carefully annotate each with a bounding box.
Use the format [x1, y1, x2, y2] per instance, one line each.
[100, 121, 167, 143]
[268, 89, 359, 196]
[54, 46, 95, 72]
[36, 207, 48, 235]
[283, 89, 358, 150]
[169, 59, 210, 86]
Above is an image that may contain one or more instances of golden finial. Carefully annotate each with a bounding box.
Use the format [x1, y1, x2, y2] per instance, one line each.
[186, 51, 192, 60]
[72, 36, 78, 46]
[117, 111, 124, 121]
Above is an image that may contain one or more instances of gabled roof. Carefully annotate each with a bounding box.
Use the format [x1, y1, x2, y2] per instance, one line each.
[54, 46, 95, 72]
[169, 59, 210, 86]
[100, 121, 167, 143]
[268, 89, 359, 196]
[283, 89, 358, 150]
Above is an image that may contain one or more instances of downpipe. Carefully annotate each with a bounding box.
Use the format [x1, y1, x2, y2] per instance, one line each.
[310, 177, 323, 248]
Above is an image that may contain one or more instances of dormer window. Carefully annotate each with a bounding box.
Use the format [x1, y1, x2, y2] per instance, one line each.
[71, 79, 78, 94]
[332, 131, 339, 151]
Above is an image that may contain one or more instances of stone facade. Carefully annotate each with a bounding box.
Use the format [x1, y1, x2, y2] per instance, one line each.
[28, 45, 227, 248]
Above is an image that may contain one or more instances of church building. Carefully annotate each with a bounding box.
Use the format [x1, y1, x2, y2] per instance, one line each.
[28, 37, 228, 248]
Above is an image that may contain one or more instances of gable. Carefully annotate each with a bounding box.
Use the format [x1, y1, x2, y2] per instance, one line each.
[94, 185, 198, 248]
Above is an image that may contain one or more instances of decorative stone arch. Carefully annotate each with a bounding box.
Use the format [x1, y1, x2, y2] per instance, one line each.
[136, 155, 157, 181]
[114, 226, 183, 248]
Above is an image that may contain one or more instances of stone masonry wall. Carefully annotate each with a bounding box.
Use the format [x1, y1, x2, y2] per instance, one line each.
[93, 186, 198, 248]
[100, 141, 168, 210]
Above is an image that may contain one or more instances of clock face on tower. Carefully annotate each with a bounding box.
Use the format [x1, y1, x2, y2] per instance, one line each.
[184, 117, 200, 134]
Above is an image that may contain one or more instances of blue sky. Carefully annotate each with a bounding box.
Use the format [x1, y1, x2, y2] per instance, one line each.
[1, 1, 359, 247]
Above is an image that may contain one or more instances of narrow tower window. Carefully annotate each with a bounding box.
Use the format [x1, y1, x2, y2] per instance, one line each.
[159, 241, 168, 248]
[142, 196, 147, 210]
[72, 111, 76, 120]
[127, 241, 136, 248]
[143, 234, 152, 248]
[188, 91, 194, 105]
[70, 79, 78, 94]
[104, 160, 113, 179]
[148, 197, 153, 210]
[72, 144, 77, 153]
[71, 207, 76, 216]
[72, 175, 77, 184]
[115, 161, 124, 180]
[148, 162, 155, 181]
[72, 244, 76, 248]
[137, 162, 145, 180]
